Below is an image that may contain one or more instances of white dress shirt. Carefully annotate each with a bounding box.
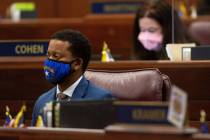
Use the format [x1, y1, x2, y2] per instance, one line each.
[56, 76, 83, 100]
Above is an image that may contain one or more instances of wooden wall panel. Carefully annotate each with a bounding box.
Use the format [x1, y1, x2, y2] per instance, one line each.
[0, 0, 139, 18]
[0, 16, 134, 60]
[56, 0, 90, 18]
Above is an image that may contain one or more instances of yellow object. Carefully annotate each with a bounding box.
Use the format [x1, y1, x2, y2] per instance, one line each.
[178, 1, 188, 18]
[35, 115, 44, 127]
[101, 41, 114, 62]
[4, 105, 13, 127]
[13, 105, 26, 128]
[5, 106, 12, 120]
[12, 2, 36, 11]
[101, 41, 108, 62]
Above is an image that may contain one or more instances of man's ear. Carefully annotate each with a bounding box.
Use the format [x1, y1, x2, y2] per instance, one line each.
[72, 58, 83, 71]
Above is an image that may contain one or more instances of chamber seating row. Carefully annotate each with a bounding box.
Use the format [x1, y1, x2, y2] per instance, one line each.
[0, 57, 209, 127]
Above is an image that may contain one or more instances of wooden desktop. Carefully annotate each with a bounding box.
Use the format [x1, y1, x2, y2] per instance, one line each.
[0, 124, 208, 140]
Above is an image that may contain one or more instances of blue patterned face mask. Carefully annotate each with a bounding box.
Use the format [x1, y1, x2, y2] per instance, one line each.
[44, 59, 75, 84]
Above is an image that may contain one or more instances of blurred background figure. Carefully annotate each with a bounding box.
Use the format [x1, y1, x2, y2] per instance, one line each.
[132, 0, 194, 60]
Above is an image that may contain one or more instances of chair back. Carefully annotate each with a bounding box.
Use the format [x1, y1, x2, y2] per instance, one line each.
[84, 68, 171, 101]
[189, 21, 210, 44]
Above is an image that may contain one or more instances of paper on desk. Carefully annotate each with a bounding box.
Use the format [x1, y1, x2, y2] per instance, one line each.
[166, 43, 195, 61]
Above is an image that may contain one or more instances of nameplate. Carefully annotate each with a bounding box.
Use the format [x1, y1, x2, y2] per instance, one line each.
[0, 40, 48, 56]
[114, 101, 169, 124]
[91, 1, 144, 14]
[49, 100, 169, 128]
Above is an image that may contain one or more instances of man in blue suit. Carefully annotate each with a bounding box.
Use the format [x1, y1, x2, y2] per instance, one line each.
[32, 29, 113, 126]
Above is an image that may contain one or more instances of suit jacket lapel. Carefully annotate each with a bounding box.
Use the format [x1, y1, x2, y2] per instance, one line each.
[47, 87, 57, 101]
[71, 77, 89, 99]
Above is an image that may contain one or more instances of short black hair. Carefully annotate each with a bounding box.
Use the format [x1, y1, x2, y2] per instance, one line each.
[50, 29, 91, 72]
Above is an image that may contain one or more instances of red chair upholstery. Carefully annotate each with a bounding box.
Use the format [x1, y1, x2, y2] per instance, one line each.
[85, 68, 171, 101]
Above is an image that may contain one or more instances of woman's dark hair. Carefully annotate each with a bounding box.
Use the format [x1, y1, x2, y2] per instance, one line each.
[132, 0, 190, 60]
[51, 29, 91, 72]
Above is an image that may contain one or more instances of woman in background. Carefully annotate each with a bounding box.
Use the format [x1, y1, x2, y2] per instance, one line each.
[132, 0, 193, 60]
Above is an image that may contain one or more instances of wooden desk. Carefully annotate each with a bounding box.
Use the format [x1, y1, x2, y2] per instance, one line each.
[0, 127, 104, 140]
[193, 134, 210, 140]
[0, 125, 206, 140]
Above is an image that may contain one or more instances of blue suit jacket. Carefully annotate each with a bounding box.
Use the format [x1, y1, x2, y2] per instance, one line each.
[31, 77, 113, 126]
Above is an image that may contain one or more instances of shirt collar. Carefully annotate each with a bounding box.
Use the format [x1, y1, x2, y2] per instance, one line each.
[56, 76, 83, 98]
